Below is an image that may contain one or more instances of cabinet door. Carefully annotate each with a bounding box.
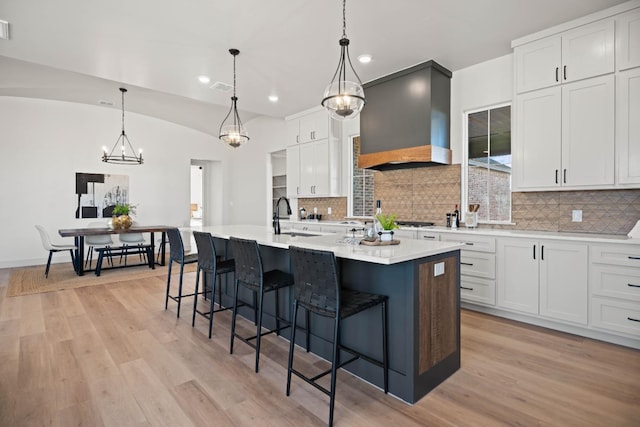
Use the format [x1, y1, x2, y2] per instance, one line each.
[514, 87, 562, 189]
[299, 111, 328, 143]
[561, 19, 614, 83]
[539, 241, 588, 325]
[617, 8, 640, 71]
[617, 67, 640, 185]
[311, 139, 330, 196]
[286, 119, 300, 145]
[515, 35, 561, 93]
[497, 238, 539, 314]
[561, 75, 614, 186]
[286, 145, 300, 197]
[299, 142, 315, 195]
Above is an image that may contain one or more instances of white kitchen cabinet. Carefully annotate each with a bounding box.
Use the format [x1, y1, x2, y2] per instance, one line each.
[286, 108, 342, 198]
[590, 244, 640, 338]
[418, 231, 440, 241]
[515, 19, 614, 93]
[616, 67, 640, 185]
[286, 145, 300, 197]
[617, 8, 640, 71]
[497, 238, 588, 324]
[514, 74, 614, 190]
[441, 233, 496, 306]
[287, 109, 330, 144]
[391, 229, 417, 240]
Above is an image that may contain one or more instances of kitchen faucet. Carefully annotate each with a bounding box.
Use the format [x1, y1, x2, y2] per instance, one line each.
[273, 196, 292, 235]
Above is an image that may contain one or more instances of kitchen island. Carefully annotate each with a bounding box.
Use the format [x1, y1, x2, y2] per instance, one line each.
[197, 225, 462, 403]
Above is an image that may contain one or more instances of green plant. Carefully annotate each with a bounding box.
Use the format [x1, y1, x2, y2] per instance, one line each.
[375, 213, 399, 230]
[112, 203, 135, 216]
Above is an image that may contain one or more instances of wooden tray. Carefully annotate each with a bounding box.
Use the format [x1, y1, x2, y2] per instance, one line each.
[360, 239, 400, 246]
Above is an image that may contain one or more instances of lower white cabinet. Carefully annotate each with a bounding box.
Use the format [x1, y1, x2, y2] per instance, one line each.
[497, 238, 588, 324]
[590, 243, 640, 338]
[441, 232, 496, 306]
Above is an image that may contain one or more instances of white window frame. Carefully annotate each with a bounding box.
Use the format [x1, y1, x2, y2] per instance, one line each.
[461, 102, 513, 225]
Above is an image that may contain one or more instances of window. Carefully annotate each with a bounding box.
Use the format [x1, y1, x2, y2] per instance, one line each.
[351, 136, 375, 217]
[465, 104, 512, 223]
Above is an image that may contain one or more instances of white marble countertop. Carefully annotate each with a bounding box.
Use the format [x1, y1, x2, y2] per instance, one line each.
[194, 225, 462, 265]
[281, 219, 638, 245]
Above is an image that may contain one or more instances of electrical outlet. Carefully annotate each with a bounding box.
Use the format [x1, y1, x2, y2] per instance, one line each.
[328, 207, 332, 215]
[572, 209, 582, 222]
[434, 262, 445, 277]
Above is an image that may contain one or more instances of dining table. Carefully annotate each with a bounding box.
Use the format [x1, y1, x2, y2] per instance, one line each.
[59, 225, 173, 276]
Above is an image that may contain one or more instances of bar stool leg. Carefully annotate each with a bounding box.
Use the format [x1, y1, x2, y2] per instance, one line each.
[305, 309, 311, 352]
[230, 279, 240, 355]
[255, 289, 264, 373]
[329, 316, 340, 427]
[382, 300, 389, 393]
[208, 273, 216, 339]
[176, 264, 185, 318]
[286, 300, 299, 396]
[275, 288, 281, 336]
[165, 261, 173, 310]
[192, 266, 201, 327]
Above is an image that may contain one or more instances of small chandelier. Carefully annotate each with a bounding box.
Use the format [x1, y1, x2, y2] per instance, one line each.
[102, 88, 143, 165]
[219, 48, 249, 148]
[321, 0, 365, 120]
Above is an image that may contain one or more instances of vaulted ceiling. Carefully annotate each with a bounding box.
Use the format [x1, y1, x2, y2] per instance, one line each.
[0, 0, 629, 136]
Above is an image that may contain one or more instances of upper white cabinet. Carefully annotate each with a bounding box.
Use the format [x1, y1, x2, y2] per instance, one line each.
[285, 108, 343, 198]
[617, 8, 640, 71]
[515, 19, 614, 93]
[514, 74, 614, 189]
[616, 67, 640, 185]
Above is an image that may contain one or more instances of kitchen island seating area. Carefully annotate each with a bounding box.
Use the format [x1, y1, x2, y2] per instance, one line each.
[229, 236, 294, 373]
[287, 245, 389, 427]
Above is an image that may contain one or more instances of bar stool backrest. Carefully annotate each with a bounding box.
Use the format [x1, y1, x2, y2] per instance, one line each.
[289, 246, 339, 318]
[229, 236, 263, 292]
[167, 228, 185, 263]
[193, 231, 218, 273]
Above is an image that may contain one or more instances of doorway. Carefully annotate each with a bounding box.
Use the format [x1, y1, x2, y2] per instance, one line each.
[190, 164, 203, 227]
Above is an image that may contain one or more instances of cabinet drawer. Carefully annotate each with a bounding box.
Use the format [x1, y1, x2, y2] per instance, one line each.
[590, 244, 640, 267]
[591, 297, 640, 338]
[460, 252, 495, 279]
[441, 233, 496, 253]
[418, 232, 440, 241]
[591, 264, 640, 301]
[392, 229, 417, 240]
[461, 276, 496, 306]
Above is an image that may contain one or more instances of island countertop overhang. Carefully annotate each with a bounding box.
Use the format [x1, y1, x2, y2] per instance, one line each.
[194, 225, 462, 265]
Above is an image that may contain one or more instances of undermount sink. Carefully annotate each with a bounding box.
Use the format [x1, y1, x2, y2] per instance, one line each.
[280, 231, 320, 237]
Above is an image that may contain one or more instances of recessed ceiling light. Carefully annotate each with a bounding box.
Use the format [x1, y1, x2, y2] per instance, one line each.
[268, 95, 279, 102]
[358, 54, 372, 64]
[198, 75, 211, 84]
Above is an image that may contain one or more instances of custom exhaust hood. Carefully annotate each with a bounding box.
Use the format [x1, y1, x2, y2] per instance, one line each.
[358, 60, 452, 170]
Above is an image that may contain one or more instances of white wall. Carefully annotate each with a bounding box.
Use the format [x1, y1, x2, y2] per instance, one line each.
[450, 53, 513, 164]
[0, 96, 232, 267]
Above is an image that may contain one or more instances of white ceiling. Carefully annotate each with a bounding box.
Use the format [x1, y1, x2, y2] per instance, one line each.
[0, 0, 630, 136]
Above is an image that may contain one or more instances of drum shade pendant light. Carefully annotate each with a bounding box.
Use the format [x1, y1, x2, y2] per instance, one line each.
[102, 88, 143, 165]
[219, 48, 249, 148]
[321, 0, 365, 120]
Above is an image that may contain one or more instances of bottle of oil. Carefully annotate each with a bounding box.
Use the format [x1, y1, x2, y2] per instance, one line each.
[453, 204, 460, 229]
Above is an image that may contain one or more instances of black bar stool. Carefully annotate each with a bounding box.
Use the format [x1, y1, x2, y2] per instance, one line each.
[229, 236, 294, 373]
[164, 228, 198, 318]
[192, 231, 235, 338]
[287, 245, 388, 427]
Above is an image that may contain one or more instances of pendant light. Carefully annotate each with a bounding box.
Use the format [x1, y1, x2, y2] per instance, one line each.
[321, 0, 365, 120]
[219, 48, 249, 148]
[102, 88, 143, 165]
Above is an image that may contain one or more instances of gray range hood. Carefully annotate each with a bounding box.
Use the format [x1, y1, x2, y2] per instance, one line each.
[358, 60, 452, 170]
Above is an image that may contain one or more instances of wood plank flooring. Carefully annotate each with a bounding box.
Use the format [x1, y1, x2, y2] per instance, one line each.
[0, 266, 639, 426]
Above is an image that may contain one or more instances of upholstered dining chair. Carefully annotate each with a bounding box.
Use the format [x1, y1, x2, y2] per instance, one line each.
[35, 225, 77, 278]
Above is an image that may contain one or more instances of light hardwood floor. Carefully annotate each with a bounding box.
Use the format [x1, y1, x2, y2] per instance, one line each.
[0, 266, 638, 426]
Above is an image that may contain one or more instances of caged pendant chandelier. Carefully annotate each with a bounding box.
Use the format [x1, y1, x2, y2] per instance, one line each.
[219, 48, 249, 148]
[102, 88, 143, 165]
[321, 0, 365, 120]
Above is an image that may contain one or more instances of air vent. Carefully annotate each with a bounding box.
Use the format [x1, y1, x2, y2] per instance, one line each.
[98, 100, 114, 106]
[0, 20, 9, 40]
[209, 81, 233, 92]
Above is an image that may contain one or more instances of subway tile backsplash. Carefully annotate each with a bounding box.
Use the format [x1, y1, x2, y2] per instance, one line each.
[297, 165, 640, 235]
